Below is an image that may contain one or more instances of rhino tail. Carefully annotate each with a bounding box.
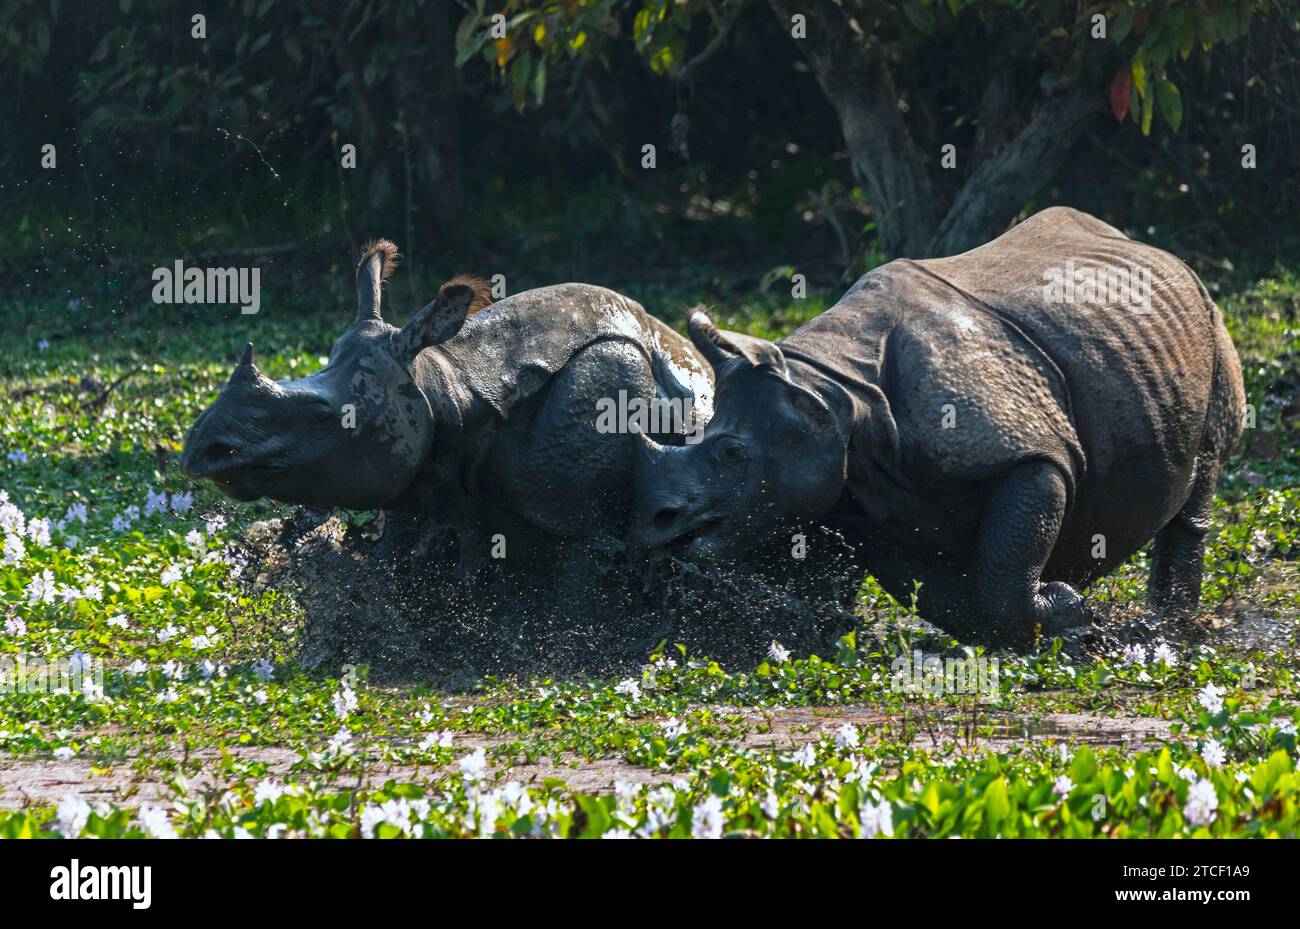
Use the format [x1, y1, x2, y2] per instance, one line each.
[1202, 293, 1247, 463]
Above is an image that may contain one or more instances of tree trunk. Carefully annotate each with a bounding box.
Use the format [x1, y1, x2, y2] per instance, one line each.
[927, 85, 1099, 256]
[768, 0, 1099, 260]
[336, 6, 464, 270]
[399, 0, 464, 235]
[769, 0, 939, 258]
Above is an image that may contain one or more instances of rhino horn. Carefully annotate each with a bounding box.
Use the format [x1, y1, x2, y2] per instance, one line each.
[224, 342, 282, 398]
[633, 429, 683, 469]
[228, 342, 259, 386]
[356, 239, 400, 322]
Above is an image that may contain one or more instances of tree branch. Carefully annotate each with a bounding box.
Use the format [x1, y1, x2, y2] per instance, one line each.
[677, 1, 747, 86]
[928, 83, 1100, 256]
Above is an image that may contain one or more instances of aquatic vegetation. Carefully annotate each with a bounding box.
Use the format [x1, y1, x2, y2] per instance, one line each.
[1, 274, 1297, 838]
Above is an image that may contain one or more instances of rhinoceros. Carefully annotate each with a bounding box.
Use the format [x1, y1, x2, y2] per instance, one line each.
[632, 208, 1245, 646]
[181, 240, 712, 565]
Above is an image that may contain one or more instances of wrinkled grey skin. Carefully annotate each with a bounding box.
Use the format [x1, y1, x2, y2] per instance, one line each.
[633, 208, 1245, 645]
[182, 241, 713, 565]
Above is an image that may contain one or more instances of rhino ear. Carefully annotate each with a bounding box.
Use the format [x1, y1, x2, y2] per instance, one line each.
[356, 239, 400, 322]
[687, 309, 786, 373]
[784, 380, 835, 431]
[393, 280, 475, 365]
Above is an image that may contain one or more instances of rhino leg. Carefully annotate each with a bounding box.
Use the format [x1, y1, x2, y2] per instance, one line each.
[1148, 453, 1218, 615]
[374, 510, 423, 565]
[971, 460, 1092, 643]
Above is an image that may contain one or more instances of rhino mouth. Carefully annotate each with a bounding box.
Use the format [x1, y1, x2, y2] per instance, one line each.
[205, 463, 285, 500]
[208, 461, 286, 481]
[660, 514, 726, 553]
[188, 452, 285, 478]
[187, 452, 291, 501]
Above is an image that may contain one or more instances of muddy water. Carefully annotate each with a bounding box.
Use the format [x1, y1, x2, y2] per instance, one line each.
[240, 514, 865, 683]
[237, 512, 1296, 683]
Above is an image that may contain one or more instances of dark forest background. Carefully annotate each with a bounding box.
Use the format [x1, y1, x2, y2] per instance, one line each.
[2, 0, 1298, 318]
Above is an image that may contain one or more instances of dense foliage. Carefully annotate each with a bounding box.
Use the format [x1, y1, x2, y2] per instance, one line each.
[1, 0, 1297, 293]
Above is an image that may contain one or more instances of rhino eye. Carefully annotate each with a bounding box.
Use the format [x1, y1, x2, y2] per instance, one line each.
[717, 438, 749, 468]
[309, 400, 334, 423]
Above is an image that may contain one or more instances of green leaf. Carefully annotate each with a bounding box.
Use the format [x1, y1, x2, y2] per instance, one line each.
[1111, 8, 1134, 44]
[1156, 79, 1183, 131]
[1070, 747, 1098, 784]
[531, 55, 547, 106]
[1130, 54, 1147, 97]
[1178, 13, 1197, 59]
[1156, 748, 1174, 784]
[582, 795, 616, 841]
[454, 21, 491, 67]
[1253, 749, 1293, 794]
[1197, 7, 1218, 45]
[985, 776, 1010, 825]
[510, 52, 532, 111]
[920, 781, 942, 817]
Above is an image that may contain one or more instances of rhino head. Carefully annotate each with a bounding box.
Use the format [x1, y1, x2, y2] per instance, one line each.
[180, 240, 479, 509]
[630, 310, 846, 561]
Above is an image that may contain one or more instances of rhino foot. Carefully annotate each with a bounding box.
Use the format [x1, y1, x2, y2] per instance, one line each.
[972, 461, 1097, 645]
[1034, 581, 1095, 634]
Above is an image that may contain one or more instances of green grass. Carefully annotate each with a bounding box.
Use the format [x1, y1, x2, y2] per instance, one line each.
[0, 271, 1297, 838]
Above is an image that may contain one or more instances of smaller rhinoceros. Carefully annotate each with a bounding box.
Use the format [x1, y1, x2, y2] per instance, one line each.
[181, 240, 712, 565]
[632, 208, 1245, 646]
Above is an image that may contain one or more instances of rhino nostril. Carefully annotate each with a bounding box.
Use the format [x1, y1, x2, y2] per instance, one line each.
[651, 507, 680, 532]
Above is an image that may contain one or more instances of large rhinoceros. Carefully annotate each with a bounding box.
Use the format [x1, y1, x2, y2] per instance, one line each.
[181, 240, 712, 566]
[632, 208, 1245, 646]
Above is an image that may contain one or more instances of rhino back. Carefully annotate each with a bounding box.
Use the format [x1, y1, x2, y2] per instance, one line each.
[921, 208, 1226, 472]
[920, 208, 1238, 560]
[784, 261, 1087, 559]
[439, 283, 656, 412]
[425, 283, 712, 543]
[783, 207, 1242, 581]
